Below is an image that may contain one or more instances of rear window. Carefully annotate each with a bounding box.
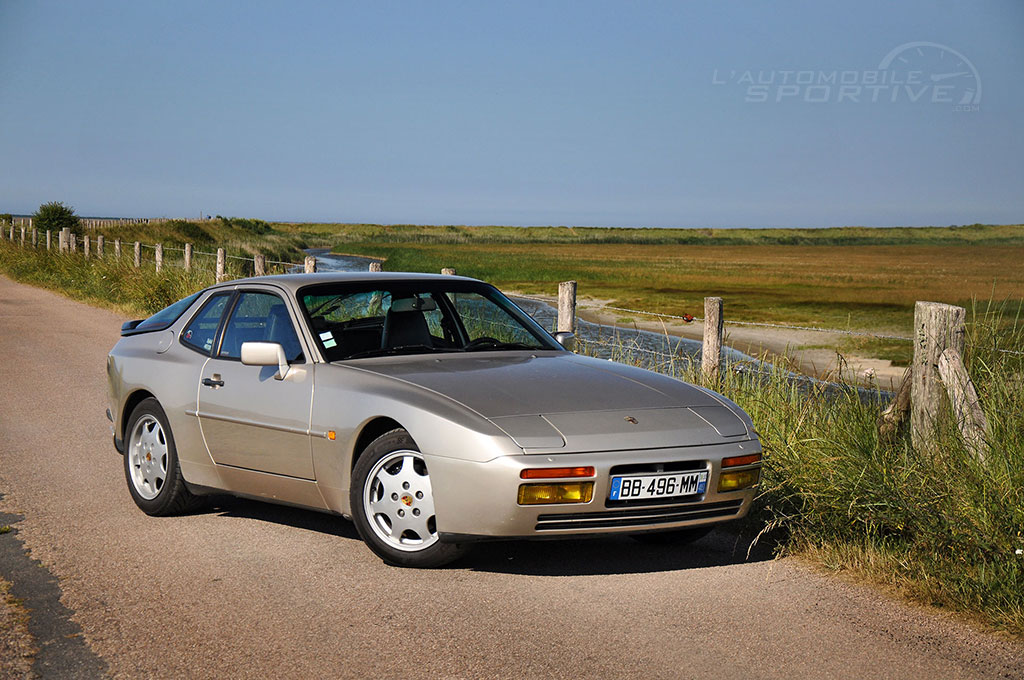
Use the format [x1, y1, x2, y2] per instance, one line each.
[132, 292, 203, 333]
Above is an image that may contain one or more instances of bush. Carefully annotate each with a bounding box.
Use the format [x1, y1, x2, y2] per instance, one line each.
[33, 201, 80, 232]
[0, 213, 12, 225]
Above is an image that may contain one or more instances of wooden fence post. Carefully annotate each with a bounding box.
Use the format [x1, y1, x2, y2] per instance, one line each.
[557, 280, 577, 335]
[937, 347, 988, 460]
[216, 248, 225, 282]
[20, 226, 25, 246]
[97, 234, 104, 259]
[69, 233, 77, 253]
[184, 243, 193, 272]
[133, 241, 141, 268]
[31, 229, 37, 248]
[46, 230, 51, 251]
[155, 243, 163, 272]
[114, 238, 121, 259]
[702, 297, 724, 381]
[304, 255, 317, 273]
[83, 235, 90, 258]
[911, 301, 966, 450]
[441, 267, 456, 276]
[58, 229, 67, 253]
[8, 226, 13, 241]
[369, 261, 382, 272]
[254, 254, 266, 276]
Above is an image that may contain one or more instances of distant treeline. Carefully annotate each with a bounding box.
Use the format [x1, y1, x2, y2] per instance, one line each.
[275, 222, 1024, 247]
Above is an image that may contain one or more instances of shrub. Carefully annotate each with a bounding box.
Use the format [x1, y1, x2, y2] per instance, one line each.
[33, 201, 80, 232]
[0, 213, 12, 225]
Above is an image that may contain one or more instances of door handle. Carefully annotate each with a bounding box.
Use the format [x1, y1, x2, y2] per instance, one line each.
[202, 377, 225, 388]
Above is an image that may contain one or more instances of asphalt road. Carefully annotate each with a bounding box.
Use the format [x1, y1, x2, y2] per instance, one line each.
[0, 275, 1021, 679]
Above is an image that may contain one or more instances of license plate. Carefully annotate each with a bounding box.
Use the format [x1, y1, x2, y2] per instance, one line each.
[609, 470, 708, 501]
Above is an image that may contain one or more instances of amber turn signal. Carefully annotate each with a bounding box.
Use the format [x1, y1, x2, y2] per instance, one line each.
[721, 453, 761, 468]
[520, 466, 595, 479]
[518, 482, 594, 505]
[718, 469, 760, 492]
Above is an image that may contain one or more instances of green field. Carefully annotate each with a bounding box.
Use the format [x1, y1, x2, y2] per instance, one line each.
[273, 221, 1024, 364]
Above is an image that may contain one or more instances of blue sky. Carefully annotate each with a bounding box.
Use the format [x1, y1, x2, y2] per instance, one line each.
[1, 0, 1022, 228]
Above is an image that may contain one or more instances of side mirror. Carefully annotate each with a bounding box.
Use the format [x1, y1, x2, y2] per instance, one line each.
[240, 341, 290, 380]
[553, 331, 576, 352]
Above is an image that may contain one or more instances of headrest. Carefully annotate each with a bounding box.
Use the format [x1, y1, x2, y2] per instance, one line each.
[389, 296, 437, 313]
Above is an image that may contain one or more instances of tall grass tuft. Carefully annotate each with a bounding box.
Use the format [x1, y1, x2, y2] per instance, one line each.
[579, 315, 1024, 635]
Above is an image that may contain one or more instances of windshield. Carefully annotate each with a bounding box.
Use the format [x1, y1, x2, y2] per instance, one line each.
[298, 280, 562, 361]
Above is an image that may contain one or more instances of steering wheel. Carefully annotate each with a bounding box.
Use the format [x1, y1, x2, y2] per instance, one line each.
[463, 336, 501, 350]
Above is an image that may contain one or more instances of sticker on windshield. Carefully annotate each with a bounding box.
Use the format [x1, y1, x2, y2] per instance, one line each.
[319, 331, 337, 348]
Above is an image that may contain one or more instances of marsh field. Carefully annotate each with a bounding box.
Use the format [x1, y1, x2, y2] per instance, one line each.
[274, 222, 1024, 368]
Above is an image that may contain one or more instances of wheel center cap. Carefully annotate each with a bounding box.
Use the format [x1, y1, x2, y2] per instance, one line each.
[146, 452, 152, 462]
[400, 494, 414, 507]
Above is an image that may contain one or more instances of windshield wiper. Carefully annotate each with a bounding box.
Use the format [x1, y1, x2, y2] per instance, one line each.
[464, 340, 541, 352]
[344, 345, 461, 360]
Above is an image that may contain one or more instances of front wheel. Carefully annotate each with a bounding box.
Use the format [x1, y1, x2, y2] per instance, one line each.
[350, 428, 466, 568]
[123, 397, 201, 516]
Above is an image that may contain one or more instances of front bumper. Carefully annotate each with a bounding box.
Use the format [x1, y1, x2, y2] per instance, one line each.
[428, 439, 761, 541]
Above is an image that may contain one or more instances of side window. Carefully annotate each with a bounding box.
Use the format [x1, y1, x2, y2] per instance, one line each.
[181, 293, 230, 354]
[218, 292, 304, 363]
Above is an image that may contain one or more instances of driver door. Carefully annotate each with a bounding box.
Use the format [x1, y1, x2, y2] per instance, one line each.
[197, 290, 315, 479]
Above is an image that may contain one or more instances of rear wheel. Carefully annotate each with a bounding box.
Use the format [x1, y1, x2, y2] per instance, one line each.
[123, 398, 201, 516]
[630, 526, 714, 545]
[350, 428, 466, 568]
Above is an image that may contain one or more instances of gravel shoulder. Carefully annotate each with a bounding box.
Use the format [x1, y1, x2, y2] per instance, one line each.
[0, 274, 1019, 679]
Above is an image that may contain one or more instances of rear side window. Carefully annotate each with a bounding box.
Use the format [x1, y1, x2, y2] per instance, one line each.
[181, 293, 230, 354]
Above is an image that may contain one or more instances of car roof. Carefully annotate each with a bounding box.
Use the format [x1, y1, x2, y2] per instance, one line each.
[207, 271, 482, 295]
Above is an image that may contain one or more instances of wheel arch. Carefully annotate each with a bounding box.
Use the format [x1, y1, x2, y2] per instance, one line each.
[120, 389, 157, 442]
[351, 416, 406, 469]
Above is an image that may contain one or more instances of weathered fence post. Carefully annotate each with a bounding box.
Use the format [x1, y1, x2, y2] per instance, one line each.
[69, 233, 77, 253]
[369, 261, 382, 272]
[184, 243, 193, 272]
[58, 229, 67, 253]
[911, 301, 966, 450]
[46, 230, 51, 251]
[937, 347, 988, 460]
[441, 267, 456, 276]
[8, 226, 13, 241]
[133, 241, 141, 268]
[557, 281, 577, 336]
[20, 226, 25, 246]
[31, 229, 37, 248]
[97, 234, 104, 259]
[702, 297, 724, 381]
[155, 243, 163, 272]
[216, 248, 225, 282]
[304, 255, 317, 273]
[114, 238, 122, 259]
[83, 235, 90, 258]
[254, 254, 266, 276]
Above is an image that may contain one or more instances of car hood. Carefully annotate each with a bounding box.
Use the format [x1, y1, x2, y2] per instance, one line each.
[350, 352, 750, 452]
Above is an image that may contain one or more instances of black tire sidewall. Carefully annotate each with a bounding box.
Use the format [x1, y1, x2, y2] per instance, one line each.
[350, 428, 464, 568]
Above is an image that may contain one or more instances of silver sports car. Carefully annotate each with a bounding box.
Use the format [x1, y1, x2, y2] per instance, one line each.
[107, 272, 761, 567]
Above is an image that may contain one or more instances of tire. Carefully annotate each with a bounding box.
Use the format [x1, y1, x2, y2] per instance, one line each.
[123, 397, 202, 516]
[350, 428, 466, 568]
[630, 525, 714, 545]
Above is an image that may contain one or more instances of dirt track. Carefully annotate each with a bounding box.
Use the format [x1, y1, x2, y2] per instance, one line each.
[0, 275, 1021, 679]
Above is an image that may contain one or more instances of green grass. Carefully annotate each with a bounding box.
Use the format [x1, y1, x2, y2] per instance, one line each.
[577, 303, 1024, 635]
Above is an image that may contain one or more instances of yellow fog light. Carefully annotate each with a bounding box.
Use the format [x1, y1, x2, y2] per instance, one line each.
[517, 482, 594, 505]
[718, 469, 760, 492]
